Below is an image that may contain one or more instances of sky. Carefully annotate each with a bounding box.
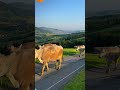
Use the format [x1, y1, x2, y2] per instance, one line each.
[35, 0, 85, 31]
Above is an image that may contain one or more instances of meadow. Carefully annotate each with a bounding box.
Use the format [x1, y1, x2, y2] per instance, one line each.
[86, 53, 120, 69]
[63, 70, 85, 90]
[63, 48, 79, 56]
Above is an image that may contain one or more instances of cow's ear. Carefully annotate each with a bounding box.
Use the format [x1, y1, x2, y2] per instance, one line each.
[19, 44, 22, 49]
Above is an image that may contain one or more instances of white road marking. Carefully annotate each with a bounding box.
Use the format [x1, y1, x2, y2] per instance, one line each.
[45, 64, 85, 90]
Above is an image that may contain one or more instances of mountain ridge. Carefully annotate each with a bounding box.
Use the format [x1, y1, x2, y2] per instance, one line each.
[36, 27, 70, 35]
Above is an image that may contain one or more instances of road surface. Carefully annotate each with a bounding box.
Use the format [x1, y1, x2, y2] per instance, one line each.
[35, 55, 85, 90]
[86, 65, 120, 90]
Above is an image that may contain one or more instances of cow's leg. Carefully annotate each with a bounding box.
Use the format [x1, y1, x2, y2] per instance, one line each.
[6, 73, 20, 88]
[41, 63, 45, 75]
[45, 63, 49, 72]
[21, 84, 30, 90]
[58, 58, 62, 70]
[106, 61, 111, 74]
[55, 60, 59, 70]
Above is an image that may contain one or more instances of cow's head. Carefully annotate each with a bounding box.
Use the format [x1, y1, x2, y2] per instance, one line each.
[98, 48, 106, 58]
[94, 47, 101, 54]
[35, 46, 44, 64]
[94, 47, 107, 58]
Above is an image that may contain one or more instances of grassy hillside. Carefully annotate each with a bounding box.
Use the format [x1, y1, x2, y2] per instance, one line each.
[0, 1, 34, 54]
[86, 14, 120, 52]
[35, 27, 69, 35]
[35, 32, 85, 48]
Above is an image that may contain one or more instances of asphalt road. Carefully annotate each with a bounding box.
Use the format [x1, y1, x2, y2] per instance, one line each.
[86, 65, 120, 90]
[35, 56, 85, 90]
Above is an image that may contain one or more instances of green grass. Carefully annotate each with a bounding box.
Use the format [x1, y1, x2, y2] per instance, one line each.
[63, 48, 79, 56]
[0, 76, 12, 88]
[63, 70, 85, 90]
[86, 53, 106, 69]
[86, 53, 120, 69]
[35, 58, 40, 64]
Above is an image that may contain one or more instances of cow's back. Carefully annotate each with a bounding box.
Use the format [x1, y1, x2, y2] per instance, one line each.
[22, 42, 35, 49]
[41, 45, 63, 62]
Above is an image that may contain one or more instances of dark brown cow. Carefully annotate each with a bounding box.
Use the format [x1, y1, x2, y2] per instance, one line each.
[22, 41, 34, 49]
[10, 45, 34, 90]
[94, 46, 120, 74]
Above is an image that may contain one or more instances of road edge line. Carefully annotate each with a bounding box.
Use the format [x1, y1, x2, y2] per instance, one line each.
[46, 64, 85, 90]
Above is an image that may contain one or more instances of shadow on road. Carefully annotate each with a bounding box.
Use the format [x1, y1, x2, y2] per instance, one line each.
[86, 65, 120, 90]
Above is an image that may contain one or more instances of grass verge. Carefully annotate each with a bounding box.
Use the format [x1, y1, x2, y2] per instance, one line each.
[63, 70, 85, 90]
[0, 76, 12, 88]
[86, 53, 120, 69]
[63, 48, 79, 56]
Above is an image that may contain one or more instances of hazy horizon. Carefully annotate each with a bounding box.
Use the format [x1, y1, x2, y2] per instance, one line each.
[35, 26, 85, 32]
[35, 0, 85, 31]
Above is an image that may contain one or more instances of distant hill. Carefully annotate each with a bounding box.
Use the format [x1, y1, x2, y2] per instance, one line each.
[0, 1, 34, 17]
[67, 30, 85, 34]
[35, 32, 85, 48]
[35, 27, 70, 35]
[0, 1, 34, 47]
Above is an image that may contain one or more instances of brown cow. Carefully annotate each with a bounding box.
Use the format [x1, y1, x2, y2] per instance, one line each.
[10, 45, 34, 90]
[35, 44, 63, 75]
[94, 46, 120, 74]
[22, 41, 35, 49]
[76, 45, 85, 57]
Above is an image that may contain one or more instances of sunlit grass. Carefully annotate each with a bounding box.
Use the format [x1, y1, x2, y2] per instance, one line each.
[86, 53, 120, 69]
[0, 76, 12, 88]
[63, 48, 79, 56]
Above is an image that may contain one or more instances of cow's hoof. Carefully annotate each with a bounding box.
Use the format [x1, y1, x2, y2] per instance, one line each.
[56, 67, 60, 70]
[13, 81, 20, 88]
[38, 73, 43, 76]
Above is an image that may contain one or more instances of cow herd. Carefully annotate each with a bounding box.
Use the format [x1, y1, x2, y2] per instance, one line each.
[0, 42, 120, 89]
